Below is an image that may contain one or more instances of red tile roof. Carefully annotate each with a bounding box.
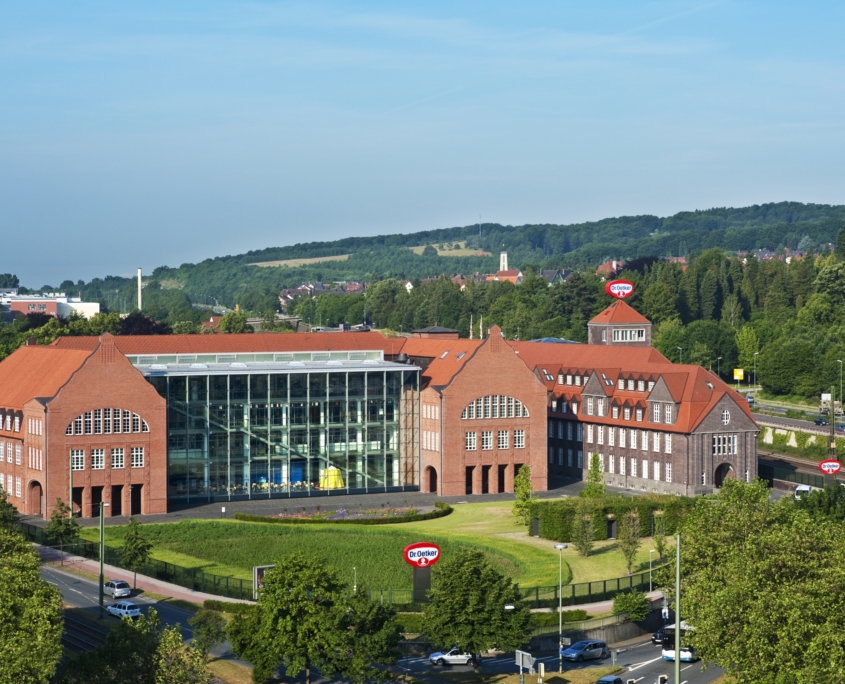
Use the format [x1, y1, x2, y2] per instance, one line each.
[401, 338, 483, 389]
[588, 301, 651, 325]
[51, 331, 406, 356]
[0, 346, 92, 410]
[509, 340, 669, 371]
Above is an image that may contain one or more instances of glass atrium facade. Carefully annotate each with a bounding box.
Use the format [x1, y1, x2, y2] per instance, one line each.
[139, 356, 419, 503]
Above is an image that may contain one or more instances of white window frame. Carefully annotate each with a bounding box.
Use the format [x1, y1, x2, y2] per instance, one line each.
[630, 429, 637, 450]
[654, 461, 660, 481]
[587, 397, 594, 416]
[131, 447, 144, 468]
[653, 432, 660, 452]
[619, 428, 626, 448]
[111, 448, 125, 469]
[620, 455, 626, 475]
[514, 430, 526, 449]
[597, 399, 605, 417]
[15, 476, 21, 498]
[597, 425, 605, 445]
[712, 434, 738, 456]
[15, 444, 21, 465]
[642, 459, 649, 479]
[624, 407, 631, 420]
[70, 449, 85, 471]
[665, 434, 672, 454]
[635, 408, 643, 422]
[91, 449, 105, 470]
[609, 454, 615, 474]
[653, 404, 660, 422]
[612, 406, 619, 419]
[666, 462, 672, 483]
[587, 424, 594, 443]
[465, 432, 477, 451]
[481, 431, 493, 451]
[498, 430, 509, 450]
[665, 405, 673, 423]
[608, 427, 615, 446]
[631, 458, 637, 478]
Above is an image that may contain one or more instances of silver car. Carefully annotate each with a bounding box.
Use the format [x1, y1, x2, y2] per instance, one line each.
[560, 640, 609, 662]
[429, 648, 474, 666]
[104, 580, 132, 598]
[106, 601, 142, 619]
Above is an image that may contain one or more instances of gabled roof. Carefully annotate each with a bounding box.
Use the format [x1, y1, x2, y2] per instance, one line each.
[414, 326, 458, 334]
[509, 340, 669, 371]
[50, 331, 406, 356]
[588, 301, 651, 326]
[401, 338, 483, 389]
[0, 346, 92, 410]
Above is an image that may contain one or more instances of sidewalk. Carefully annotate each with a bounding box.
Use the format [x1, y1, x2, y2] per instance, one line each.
[38, 545, 251, 606]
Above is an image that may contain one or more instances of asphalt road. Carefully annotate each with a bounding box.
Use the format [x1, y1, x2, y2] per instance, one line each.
[399, 638, 724, 684]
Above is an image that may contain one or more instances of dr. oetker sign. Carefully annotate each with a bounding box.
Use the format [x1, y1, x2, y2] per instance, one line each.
[403, 542, 441, 568]
[819, 459, 842, 476]
[605, 280, 634, 299]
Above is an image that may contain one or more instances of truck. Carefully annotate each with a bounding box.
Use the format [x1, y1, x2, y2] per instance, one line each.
[819, 394, 843, 416]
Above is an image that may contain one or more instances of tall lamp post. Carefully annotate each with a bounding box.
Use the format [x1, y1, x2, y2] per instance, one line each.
[674, 534, 681, 684]
[649, 549, 656, 593]
[677, 347, 683, 364]
[554, 543, 568, 673]
[838, 360, 842, 416]
[98, 501, 110, 619]
[717, 357, 722, 378]
[753, 351, 759, 389]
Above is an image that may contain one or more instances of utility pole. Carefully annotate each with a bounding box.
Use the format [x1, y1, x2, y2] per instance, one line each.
[675, 534, 681, 684]
[829, 385, 837, 486]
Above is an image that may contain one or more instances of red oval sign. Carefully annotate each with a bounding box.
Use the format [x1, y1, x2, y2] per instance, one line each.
[819, 459, 842, 475]
[403, 542, 441, 568]
[605, 280, 634, 299]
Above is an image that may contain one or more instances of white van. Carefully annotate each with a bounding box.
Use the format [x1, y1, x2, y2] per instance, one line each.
[794, 485, 813, 500]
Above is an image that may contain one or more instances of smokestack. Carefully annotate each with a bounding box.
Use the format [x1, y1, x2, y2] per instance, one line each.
[500, 252, 508, 272]
[137, 268, 142, 311]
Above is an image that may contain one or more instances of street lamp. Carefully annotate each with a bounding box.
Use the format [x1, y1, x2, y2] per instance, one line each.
[717, 357, 722, 378]
[838, 360, 842, 415]
[554, 543, 568, 673]
[649, 549, 656, 593]
[353, 566, 357, 594]
[677, 347, 683, 364]
[99, 502, 110, 619]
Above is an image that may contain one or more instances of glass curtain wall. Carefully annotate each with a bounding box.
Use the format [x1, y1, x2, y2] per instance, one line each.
[149, 368, 418, 504]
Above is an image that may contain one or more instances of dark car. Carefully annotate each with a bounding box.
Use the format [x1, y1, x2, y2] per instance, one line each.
[815, 417, 829, 426]
[652, 627, 666, 644]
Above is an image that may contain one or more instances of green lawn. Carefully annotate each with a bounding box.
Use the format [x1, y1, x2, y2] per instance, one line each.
[82, 501, 668, 590]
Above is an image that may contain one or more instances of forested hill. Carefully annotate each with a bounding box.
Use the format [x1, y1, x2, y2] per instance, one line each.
[26, 201, 845, 311]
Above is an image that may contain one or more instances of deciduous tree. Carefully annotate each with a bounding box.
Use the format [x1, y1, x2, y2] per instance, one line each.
[0, 487, 19, 530]
[188, 608, 227, 660]
[120, 516, 153, 589]
[580, 453, 605, 498]
[423, 549, 530, 673]
[612, 591, 649, 622]
[617, 510, 640, 575]
[45, 498, 78, 565]
[572, 499, 594, 558]
[512, 464, 535, 524]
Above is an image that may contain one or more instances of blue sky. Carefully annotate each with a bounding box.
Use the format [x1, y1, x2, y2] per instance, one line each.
[3, 1, 845, 286]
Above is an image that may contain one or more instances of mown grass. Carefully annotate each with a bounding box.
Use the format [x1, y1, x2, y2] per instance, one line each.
[433, 668, 622, 684]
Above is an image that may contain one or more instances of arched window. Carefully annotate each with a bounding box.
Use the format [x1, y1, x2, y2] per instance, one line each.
[65, 408, 149, 436]
[460, 395, 529, 420]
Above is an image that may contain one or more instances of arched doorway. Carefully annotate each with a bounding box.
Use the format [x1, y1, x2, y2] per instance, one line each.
[425, 466, 438, 493]
[29, 481, 43, 516]
[714, 463, 735, 488]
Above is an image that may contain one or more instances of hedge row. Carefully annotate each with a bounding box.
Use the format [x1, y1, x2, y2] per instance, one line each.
[203, 599, 255, 615]
[395, 609, 589, 633]
[233, 501, 452, 526]
[528, 495, 695, 542]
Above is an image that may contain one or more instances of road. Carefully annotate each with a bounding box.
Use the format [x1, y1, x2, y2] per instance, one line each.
[399, 638, 724, 684]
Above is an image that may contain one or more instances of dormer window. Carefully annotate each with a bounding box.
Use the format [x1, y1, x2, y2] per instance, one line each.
[587, 397, 594, 416]
[652, 404, 660, 422]
[635, 408, 643, 421]
[571, 401, 578, 414]
[561, 401, 568, 413]
[584, 376, 589, 386]
[575, 376, 581, 387]
[617, 378, 625, 390]
[566, 374, 573, 385]
[551, 400, 558, 411]
[648, 381, 655, 391]
[638, 380, 645, 392]
[665, 405, 673, 423]
[624, 407, 631, 420]
[597, 399, 605, 417]
[612, 406, 619, 419]
[558, 374, 564, 385]
[628, 380, 635, 391]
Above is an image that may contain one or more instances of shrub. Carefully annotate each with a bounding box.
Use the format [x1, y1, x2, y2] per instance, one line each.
[203, 599, 256, 615]
[233, 503, 452, 526]
[612, 591, 650, 622]
[529, 609, 589, 627]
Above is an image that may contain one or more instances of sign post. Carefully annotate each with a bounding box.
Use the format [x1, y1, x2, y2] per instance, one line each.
[604, 280, 634, 299]
[515, 650, 535, 684]
[403, 542, 441, 603]
[253, 564, 275, 600]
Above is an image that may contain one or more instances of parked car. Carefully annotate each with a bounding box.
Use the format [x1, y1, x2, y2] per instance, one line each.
[746, 396, 755, 405]
[815, 417, 829, 426]
[595, 677, 624, 684]
[560, 640, 609, 662]
[106, 601, 142, 619]
[652, 627, 666, 644]
[428, 649, 474, 666]
[104, 580, 131, 598]
[794, 484, 814, 500]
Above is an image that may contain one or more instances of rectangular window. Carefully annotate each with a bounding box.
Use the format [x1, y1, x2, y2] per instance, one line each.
[561, 400, 568, 413]
[91, 449, 105, 470]
[609, 454, 615, 474]
[654, 461, 660, 481]
[597, 425, 605, 445]
[642, 460, 648, 479]
[548, 422, 554, 438]
[612, 406, 619, 419]
[111, 448, 125, 469]
[14, 417, 20, 432]
[712, 435, 738, 456]
[94, 408, 102, 434]
[630, 458, 637, 478]
[424, 405, 428, 419]
[630, 429, 637, 449]
[665, 405, 673, 423]
[627, 379, 635, 391]
[6, 443, 10, 463]
[612, 328, 646, 342]
[557, 374, 564, 385]
[648, 381, 655, 391]
[567, 449, 573, 467]
[620, 455, 626, 475]
[619, 428, 626, 448]
[617, 378, 625, 390]
[481, 431, 493, 450]
[642, 431, 649, 451]
[435, 432, 439, 451]
[653, 404, 660, 422]
[71, 449, 85, 471]
[15, 444, 21, 465]
[558, 447, 564, 465]
[551, 399, 558, 412]
[15, 477, 21, 498]
[84, 411, 92, 434]
[624, 407, 631, 420]
[608, 427, 615, 446]
[548, 446, 554, 463]
[557, 422, 563, 439]
[577, 450, 583, 468]
[507, 397, 515, 417]
[567, 422, 573, 440]
[587, 397, 594, 416]
[103, 408, 112, 434]
[566, 374, 573, 385]
[132, 414, 141, 433]
[576, 424, 583, 441]
[123, 411, 131, 433]
[597, 399, 605, 417]
[514, 430, 526, 449]
[598, 453, 604, 471]
[665, 434, 672, 454]
[701, 471, 706, 485]
[637, 380, 645, 392]
[635, 408, 643, 421]
[498, 430, 509, 450]
[575, 376, 581, 387]
[587, 424, 594, 443]
[653, 432, 660, 452]
[131, 447, 144, 468]
[6, 474, 11, 494]
[666, 463, 672, 483]
[424, 431, 429, 450]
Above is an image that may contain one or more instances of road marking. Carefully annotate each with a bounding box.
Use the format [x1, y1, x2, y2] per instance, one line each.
[682, 664, 694, 671]
[628, 656, 663, 671]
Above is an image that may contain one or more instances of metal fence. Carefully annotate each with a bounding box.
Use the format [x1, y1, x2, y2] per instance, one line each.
[24, 520, 666, 607]
[529, 612, 628, 638]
